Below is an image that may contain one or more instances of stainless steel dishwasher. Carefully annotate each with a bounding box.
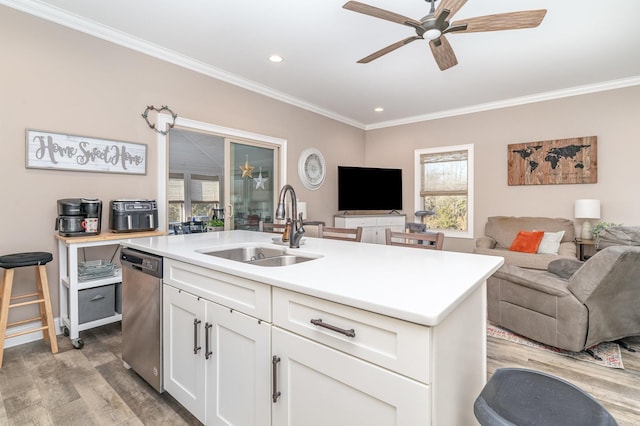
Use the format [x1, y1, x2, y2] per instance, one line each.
[120, 247, 163, 392]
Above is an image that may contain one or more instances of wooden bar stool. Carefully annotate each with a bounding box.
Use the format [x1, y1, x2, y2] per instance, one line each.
[0, 252, 58, 367]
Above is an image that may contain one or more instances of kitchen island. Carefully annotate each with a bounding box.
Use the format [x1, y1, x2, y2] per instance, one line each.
[122, 230, 503, 425]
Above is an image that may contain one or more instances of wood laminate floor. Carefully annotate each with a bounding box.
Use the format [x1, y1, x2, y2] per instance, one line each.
[0, 323, 201, 426]
[0, 323, 638, 425]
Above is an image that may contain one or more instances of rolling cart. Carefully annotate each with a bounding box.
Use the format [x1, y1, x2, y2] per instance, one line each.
[55, 231, 163, 348]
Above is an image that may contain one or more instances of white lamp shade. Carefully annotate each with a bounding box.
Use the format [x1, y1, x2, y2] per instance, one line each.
[574, 199, 601, 219]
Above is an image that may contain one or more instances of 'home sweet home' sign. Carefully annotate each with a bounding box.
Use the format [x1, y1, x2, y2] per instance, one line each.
[25, 130, 147, 175]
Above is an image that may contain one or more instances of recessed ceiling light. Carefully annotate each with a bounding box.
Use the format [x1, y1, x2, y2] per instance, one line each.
[374, 107, 384, 112]
[269, 55, 284, 63]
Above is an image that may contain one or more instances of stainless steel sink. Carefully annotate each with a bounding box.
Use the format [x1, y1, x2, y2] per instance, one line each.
[247, 254, 315, 267]
[200, 246, 286, 262]
[199, 246, 318, 267]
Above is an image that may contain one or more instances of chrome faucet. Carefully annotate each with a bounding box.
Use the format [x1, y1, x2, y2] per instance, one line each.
[276, 184, 305, 248]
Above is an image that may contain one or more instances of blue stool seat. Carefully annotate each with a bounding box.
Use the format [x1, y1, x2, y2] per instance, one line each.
[0, 251, 57, 367]
[0, 252, 53, 269]
[474, 368, 617, 426]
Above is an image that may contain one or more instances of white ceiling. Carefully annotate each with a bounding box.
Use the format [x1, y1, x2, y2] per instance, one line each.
[5, 0, 640, 129]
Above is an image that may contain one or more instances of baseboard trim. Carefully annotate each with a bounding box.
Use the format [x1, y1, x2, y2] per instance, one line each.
[2, 317, 62, 349]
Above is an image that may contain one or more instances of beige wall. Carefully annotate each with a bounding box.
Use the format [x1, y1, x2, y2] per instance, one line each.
[0, 6, 364, 319]
[365, 86, 640, 252]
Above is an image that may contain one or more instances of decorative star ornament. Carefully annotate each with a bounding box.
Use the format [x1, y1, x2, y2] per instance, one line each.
[254, 167, 268, 190]
[240, 156, 254, 178]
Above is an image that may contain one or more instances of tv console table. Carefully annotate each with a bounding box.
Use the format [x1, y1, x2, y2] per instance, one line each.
[335, 214, 406, 244]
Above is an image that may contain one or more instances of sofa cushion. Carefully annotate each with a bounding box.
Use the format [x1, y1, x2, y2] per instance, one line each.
[474, 247, 575, 270]
[509, 231, 544, 253]
[537, 230, 565, 255]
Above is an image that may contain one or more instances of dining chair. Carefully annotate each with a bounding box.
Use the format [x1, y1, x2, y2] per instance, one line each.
[258, 220, 287, 233]
[318, 224, 363, 242]
[385, 228, 444, 250]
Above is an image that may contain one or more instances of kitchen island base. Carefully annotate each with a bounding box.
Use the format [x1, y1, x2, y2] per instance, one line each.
[121, 230, 502, 425]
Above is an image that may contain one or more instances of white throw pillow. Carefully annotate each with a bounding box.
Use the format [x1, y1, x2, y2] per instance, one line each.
[537, 230, 566, 255]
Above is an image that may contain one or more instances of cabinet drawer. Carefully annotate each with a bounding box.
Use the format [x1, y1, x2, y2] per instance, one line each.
[377, 216, 405, 227]
[164, 259, 271, 321]
[273, 287, 430, 383]
[335, 217, 374, 228]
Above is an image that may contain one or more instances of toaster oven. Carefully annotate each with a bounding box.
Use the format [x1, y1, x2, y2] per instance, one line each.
[109, 199, 158, 233]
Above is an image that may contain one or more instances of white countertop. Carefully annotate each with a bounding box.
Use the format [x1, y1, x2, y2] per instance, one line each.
[122, 230, 503, 326]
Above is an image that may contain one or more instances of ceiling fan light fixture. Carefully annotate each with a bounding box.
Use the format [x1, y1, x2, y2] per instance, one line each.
[423, 28, 442, 40]
[374, 107, 384, 112]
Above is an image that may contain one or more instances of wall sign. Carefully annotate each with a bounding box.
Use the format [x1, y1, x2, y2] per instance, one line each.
[25, 129, 147, 175]
[507, 136, 597, 185]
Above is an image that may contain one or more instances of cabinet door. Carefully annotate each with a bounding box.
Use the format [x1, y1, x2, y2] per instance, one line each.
[272, 328, 430, 426]
[376, 216, 406, 243]
[163, 285, 206, 423]
[361, 226, 379, 244]
[206, 302, 271, 426]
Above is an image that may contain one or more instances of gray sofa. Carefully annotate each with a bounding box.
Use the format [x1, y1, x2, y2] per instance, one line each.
[474, 216, 577, 270]
[487, 245, 640, 352]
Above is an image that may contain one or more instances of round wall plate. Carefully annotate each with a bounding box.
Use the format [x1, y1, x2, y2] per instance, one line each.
[298, 148, 326, 190]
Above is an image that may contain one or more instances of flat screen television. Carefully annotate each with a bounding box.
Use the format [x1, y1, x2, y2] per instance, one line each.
[338, 166, 402, 212]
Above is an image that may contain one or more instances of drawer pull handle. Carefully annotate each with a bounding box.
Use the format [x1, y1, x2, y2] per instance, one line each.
[193, 319, 201, 354]
[310, 318, 356, 338]
[204, 322, 213, 360]
[272, 356, 281, 403]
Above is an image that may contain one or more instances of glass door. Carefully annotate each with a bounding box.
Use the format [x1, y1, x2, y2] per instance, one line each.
[225, 139, 279, 231]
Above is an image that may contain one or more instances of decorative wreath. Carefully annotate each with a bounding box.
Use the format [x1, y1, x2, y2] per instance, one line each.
[141, 105, 178, 135]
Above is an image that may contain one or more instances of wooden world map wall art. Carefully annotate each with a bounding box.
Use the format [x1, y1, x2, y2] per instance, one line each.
[507, 136, 597, 186]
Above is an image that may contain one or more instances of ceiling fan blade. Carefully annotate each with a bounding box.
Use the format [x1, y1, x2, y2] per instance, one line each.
[357, 36, 420, 63]
[435, 0, 467, 20]
[343, 1, 422, 27]
[429, 36, 458, 71]
[451, 10, 546, 33]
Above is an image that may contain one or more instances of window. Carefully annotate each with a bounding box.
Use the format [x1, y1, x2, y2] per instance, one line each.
[415, 144, 474, 238]
[168, 172, 220, 223]
[190, 174, 220, 219]
[168, 173, 185, 223]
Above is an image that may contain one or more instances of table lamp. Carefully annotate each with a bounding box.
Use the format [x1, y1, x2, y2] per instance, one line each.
[574, 199, 601, 240]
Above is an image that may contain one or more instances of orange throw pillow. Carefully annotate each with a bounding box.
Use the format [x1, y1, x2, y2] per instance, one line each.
[509, 231, 545, 253]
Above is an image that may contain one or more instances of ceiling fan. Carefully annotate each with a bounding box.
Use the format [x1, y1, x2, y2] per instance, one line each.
[343, 0, 547, 70]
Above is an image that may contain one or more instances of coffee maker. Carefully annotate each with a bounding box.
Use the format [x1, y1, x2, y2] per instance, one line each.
[55, 198, 102, 237]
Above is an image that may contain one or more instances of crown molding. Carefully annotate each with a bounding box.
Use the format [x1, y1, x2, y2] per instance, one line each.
[366, 76, 640, 130]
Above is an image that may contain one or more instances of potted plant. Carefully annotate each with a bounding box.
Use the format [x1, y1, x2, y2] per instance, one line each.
[592, 221, 620, 239]
[206, 218, 225, 232]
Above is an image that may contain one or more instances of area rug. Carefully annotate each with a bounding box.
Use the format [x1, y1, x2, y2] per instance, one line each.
[487, 323, 624, 369]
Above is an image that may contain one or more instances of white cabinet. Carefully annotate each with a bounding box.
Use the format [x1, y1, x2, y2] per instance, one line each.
[163, 258, 271, 425]
[163, 285, 206, 421]
[271, 328, 430, 426]
[272, 287, 431, 425]
[272, 286, 487, 426]
[334, 214, 405, 244]
[206, 301, 270, 426]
